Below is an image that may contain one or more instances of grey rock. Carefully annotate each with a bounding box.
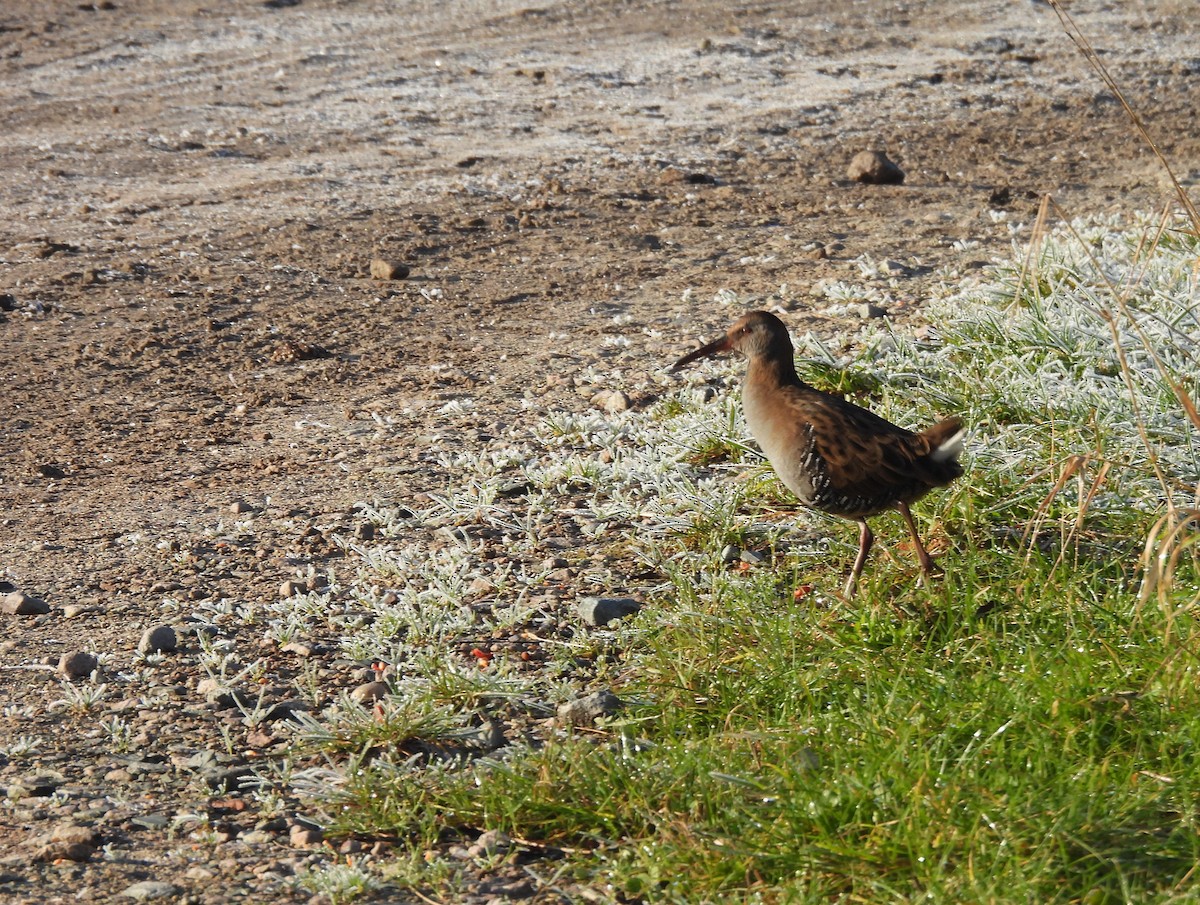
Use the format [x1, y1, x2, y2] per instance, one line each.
[57, 651, 98, 679]
[129, 815, 170, 830]
[740, 549, 766, 564]
[121, 881, 178, 901]
[851, 302, 888, 319]
[558, 688, 623, 726]
[184, 749, 231, 781]
[2, 591, 49, 615]
[186, 750, 229, 773]
[720, 544, 741, 563]
[847, 150, 905, 185]
[137, 625, 177, 654]
[117, 759, 170, 777]
[10, 773, 63, 798]
[577, 596, 642, 627]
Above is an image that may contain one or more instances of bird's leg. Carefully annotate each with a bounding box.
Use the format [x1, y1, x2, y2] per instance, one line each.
[898, 501, 935, 575]
[844, 519, 874, 599]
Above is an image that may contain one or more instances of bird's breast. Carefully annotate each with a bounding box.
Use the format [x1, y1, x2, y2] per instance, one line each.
[742, 382, 819, 504]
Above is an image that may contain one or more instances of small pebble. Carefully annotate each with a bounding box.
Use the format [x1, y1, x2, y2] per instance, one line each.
[246, 728, 276, 749]
[129, 815, 170, 830]
[851, 302, 888, 319]
[577, 596, 642, 627]
[36, 840, 95, 862]
[52, 825, 100, 846]
[279, 580, 304, 598]
[369, 258, 410, 280]
[590, 389, 631, 413]
[350, 681, 389, 704]
[2, 591, 50, 616]
[289, 825, 324, 848]
[467, 576, 495, 596]
[557, 688, 623, 727]
[137, 625, 177, 654]
[467, 829, 511, 858]
[847, 149, 905, 185]
[57, 651, 98, 679]
[120, 881, 178, 902]
[62, 604, 96, 619]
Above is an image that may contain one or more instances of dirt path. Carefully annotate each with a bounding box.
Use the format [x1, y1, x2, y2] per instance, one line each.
[0, 1, 1196, 901]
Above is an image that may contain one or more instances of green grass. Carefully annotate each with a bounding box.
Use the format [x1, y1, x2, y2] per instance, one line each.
[332, 557, 1200, 902]
[293, 213, 1200, 903]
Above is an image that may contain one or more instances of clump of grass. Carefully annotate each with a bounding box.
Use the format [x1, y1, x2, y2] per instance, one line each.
[295, 859, 379, 904]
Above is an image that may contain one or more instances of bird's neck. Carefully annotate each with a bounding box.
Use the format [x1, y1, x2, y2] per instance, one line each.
[747, 350, 803, 390]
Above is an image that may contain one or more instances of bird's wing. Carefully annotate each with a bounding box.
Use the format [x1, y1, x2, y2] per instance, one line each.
[796, 391, 960, 502]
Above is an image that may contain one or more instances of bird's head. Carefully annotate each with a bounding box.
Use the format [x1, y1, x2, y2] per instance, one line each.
[671, 310, 792, 371]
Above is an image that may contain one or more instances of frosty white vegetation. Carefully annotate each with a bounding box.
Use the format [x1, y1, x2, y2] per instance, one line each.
[274, 215, 1198, 822]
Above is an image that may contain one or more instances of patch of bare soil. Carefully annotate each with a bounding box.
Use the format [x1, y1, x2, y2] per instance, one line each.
[0, 1, 1197, 901]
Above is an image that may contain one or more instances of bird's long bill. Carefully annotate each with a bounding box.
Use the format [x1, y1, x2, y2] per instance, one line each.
[671, 335, 731, 372]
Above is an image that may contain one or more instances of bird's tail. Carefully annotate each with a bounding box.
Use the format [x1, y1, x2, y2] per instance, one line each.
[923, 417, 965, 463]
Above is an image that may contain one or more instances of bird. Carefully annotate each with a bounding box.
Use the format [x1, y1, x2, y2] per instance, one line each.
[672, 310, 964, 598]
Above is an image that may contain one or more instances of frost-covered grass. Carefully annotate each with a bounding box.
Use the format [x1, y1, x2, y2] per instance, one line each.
[287, 214, 1200, 903]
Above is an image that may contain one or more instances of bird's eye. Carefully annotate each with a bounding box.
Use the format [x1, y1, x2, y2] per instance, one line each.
[739, 326, 752, 335]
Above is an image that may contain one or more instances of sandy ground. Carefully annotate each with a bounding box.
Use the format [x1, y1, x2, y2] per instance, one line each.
[1, 0, 1197, 901]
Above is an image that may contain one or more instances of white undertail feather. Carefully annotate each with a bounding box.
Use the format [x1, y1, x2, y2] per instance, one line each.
[931, 429, 966, 463]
